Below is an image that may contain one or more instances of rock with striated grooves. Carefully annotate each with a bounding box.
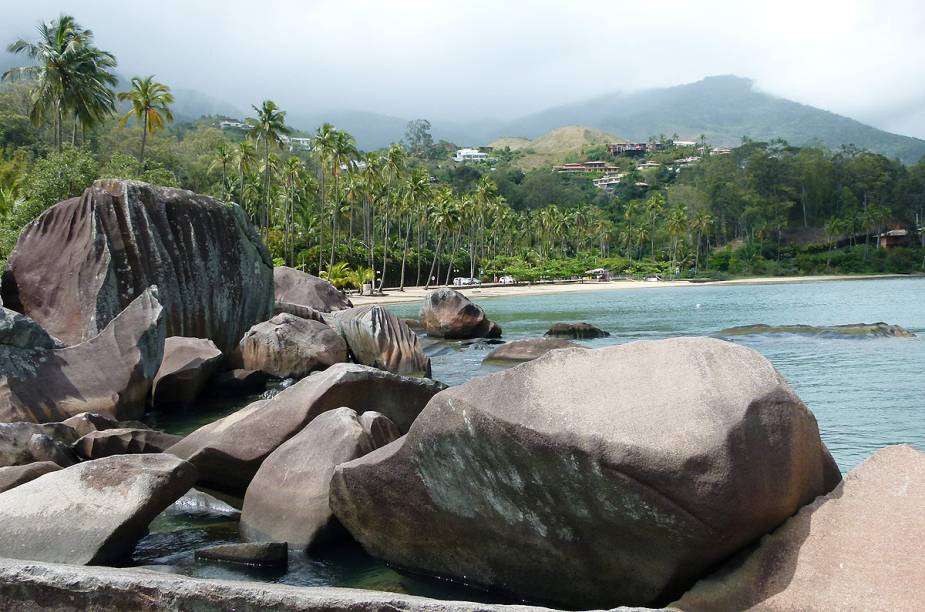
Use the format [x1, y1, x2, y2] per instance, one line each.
[73, 428, 183, 460]
[195, 542, 288, 567]
[483, 338, 584, 363]
[717, 322, 916, 338]
[672, 445, 925, 611]
[0, 462, 61, 493]
[0, 288, 165, 423]
[152, 337, 224, 410]
[330, 337, 842, 609]
[0, 180, 273, 352]
[274, 266, 352, 313]
[239, 313, 348, 379]
[0, 453, 196, 564]
[240, 407, 398, 549]
[326, 305, 431, 377]
[0, 423, 77, 467]
[420, 288, 500, 339]
[545, 322, 610, 339]
[168, 363, 445, 495]
[358, 411, 401, 449]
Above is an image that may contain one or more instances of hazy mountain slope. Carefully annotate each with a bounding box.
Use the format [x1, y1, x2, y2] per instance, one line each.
[489, 126, 623, 169]
[492, 76, 925, 163]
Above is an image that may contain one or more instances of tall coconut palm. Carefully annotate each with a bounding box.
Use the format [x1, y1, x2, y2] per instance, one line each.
[379, 143, 407, 290]
[4, 15, 117, 150]
[234, 140, 258, 218]
[117, 76, 173, 166]
[282, 156, 305, 264]
[398, 167, 430, 290]
[327, 129, 358, 267]
[208, 141, 234, 198]
[247, 100, 290, 234]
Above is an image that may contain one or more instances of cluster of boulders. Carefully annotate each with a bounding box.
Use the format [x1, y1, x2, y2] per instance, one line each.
[0, 180, 921, 610]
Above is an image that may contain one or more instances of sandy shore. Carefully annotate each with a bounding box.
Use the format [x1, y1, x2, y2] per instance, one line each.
[349, 274, 914, 306]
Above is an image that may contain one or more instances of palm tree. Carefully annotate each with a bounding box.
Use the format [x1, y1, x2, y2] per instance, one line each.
[328, 130, 358, 267]
[234, 140, 259, 218]
[247, 100, 291, 234]
[208, 141, 234, 198]
[379, 144, 407, 290]
[399, 167, 430, 290]
[4, 15, 117, 150]
[117, 76, 174, 166]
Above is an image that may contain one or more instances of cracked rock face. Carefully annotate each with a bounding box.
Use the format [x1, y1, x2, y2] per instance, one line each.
[1, 180, 273, 353]
[330, 337, 842, 609]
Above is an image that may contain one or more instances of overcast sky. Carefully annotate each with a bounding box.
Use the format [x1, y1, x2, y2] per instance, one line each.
[2, 0, 924, 137]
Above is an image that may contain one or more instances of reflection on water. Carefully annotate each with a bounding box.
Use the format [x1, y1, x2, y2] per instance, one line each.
[391, 277, 925, 472]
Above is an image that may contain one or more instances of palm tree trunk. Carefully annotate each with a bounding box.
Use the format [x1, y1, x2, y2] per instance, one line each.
[263, 139, 271, 234]
[140, 113, 148, 166]
[378, 211, 390, 291]
[426, 232, 443, 289]
[329, 169, 339, 268]
[399, 216, 412, 291]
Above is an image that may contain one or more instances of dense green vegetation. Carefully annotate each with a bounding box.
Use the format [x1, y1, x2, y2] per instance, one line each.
[1, 15, 924, 289]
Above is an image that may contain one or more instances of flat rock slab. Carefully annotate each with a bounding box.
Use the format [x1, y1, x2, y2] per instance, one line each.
[0, 453, 196, 564]
[672, 444, 925, 611]
[168, 363, 446, 495]
[717, 322, 916, 338]
[0, 462, 61, 493]
[1, 180, 273, 353]
[545, 322, 610, 339]
[483, 338, 584, 363]
[195, 542, 288, 567]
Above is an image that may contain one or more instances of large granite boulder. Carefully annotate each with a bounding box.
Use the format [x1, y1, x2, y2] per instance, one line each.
[330, 337, 841, 609]
[326, 305, 431, 377]
[420, 289, 499, 339]
[0, 423, 77, 467]
[359, 411, 401, 448]
[545, 322, 610, 339]
[239, 313, 348, 379]
[0, 180, 273, 352]
[240, 407, 398, 549]
[483, 338, 584, 363]
[168, 363, 446, 495]
[274, 266, 352, 313]
[60, 412, 126, 438]
[73, 428, 183, 460]
[205, 369, 269, 399]
[0, 307, 62, 379]
[0, 288, 165, 423]
[673, 444, 925, 611]
[0, 461, 61, 493]
[152, 337, 224, 410]
[0, 453, 196, 564]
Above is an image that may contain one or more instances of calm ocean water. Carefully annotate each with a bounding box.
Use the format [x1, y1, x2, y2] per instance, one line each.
[390, 276, 925, 472]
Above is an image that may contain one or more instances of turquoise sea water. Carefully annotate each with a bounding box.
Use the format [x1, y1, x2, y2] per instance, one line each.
[390, 276, 925, 472]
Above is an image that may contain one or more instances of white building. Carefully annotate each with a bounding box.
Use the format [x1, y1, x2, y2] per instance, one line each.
[219, 120, 248, 131]
[454, 148, 489, 162]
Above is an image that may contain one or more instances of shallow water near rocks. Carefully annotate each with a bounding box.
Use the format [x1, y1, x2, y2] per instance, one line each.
[142, 276, 924, 603]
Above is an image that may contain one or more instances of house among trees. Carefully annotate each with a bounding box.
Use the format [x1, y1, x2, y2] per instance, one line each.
[878, 228, 913, 249]
[454, 148, 490, 162]
[554, 161, 620, 173]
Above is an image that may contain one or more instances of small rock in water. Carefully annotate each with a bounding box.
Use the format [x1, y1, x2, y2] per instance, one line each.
[195, 542, 287, 568]
[163, 489, 241, 518]
[544, 322, 610, 339]
[717, 322, 915, 338]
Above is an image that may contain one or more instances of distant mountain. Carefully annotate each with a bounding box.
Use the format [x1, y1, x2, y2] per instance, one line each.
[170, 88, 243, 122]
[490, 76, 925, 163]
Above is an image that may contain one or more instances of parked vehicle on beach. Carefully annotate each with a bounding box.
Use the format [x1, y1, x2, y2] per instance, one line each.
[453, 277, 481, 286]
[499, 275, 515, 285]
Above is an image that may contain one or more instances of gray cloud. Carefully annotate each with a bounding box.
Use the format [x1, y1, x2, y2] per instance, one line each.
[2, 0, 924, 137]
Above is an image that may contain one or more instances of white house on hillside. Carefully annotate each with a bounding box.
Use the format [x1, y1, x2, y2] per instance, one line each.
[454, 148, 489, 162]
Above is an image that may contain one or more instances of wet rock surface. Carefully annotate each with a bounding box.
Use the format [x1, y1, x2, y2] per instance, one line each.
[717, 322, 915, 338]
[483, 338, 584, 363]
[544, 322, 610, 339]
[195, 542, 288, 567]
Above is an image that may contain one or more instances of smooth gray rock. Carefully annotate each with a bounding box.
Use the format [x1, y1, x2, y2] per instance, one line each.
[672, 445, 925, 611]
[195, 542, 287, 567]
[0, 288, 165, 423]
[483, 338, 584, 363]
[545, 322, 610, 339]
[73, 428, 183, 460]
[59, 412, 124, 438]
[359, 411, 401, 449]
[717, 322, 916, 338]
[0, 308, 62, 379]
[152, 337, 224, 410]
[326, 305, 432, 377]
[331, 337, 842, 609]
[1, 180, 273, 352]
[420, 289, 499, 339]
[274, 266, 352, 313]
[168, 363, 445, 495]
[0, 462, 61, 493]
[0, 557, 582, 611]
[240, 313, 348, 379]
[0, 423, 77, 467]
[240, 407, 398, 549]
[0, 454, 196, 564]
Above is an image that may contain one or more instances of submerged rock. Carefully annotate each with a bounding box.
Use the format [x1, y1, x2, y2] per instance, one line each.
[274, 266, 352, 313]
[483, 338, 584, 363]
[73, 428, 183, 460]
[0, 288, 165, 423]
[330, 337, 841, 609]
[152, 337, 224, 410]
[0, 461, 61, 493]
[195, 542, 287, 568]
[240, 407, 398, 549]
[717, 322, 915, 338]
[1, 180, 273, 352]
[420, 288, 500, 339]
[168, 363, 445, 495]
[673, 444, 925, 611]
[326, 305, 431, 377]
[239, 313, 348, 379]
[545, 322, 610, 339]
[0, 453, 196, 564]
